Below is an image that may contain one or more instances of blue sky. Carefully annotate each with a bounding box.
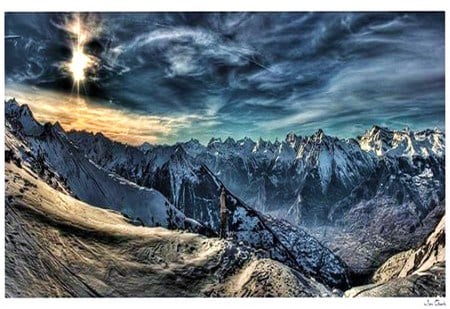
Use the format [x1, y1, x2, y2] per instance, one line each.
[5, 12, 445, 144]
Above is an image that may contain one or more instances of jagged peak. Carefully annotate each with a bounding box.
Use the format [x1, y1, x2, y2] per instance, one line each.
[310, 128, 335, 143]
[139, 142, 154, 153]
[5, 99, 33, 118]
[311, 128, 326, 140]
[94, 131, 107, 141]
[172, 144, 189, 158]
[237, 136, 255, 145]
[5, 99, 44, 136]
[6, 97, 18, 104]
[368, 125, 392, 136]
[19, 103, 32, 115]
[207, 137, 222, 147]
[224, 137, 236, 145]
[285, 132, 303, 148]
[253, 137, 273, 150]
[185, 138, 201, 145]
[415, 127, 445, 137]
[363, 125, 433, 142]
[286, 131, 297, 139]
[52, 121, 64, 133]
[5, 99, 20, 115]
[165, 144, 198, 171]
[140, 141, 153, 147]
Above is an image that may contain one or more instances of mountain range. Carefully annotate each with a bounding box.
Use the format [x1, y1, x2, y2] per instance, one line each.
[5, 98, 445, 296]
[66, 103, 445, 274]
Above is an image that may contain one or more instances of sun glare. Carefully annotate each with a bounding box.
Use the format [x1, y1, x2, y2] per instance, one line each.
[63, 14, 99, 94]
[69, 49, 90, 82]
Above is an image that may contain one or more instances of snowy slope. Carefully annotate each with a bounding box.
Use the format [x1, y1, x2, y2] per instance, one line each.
[5, 163, 333, 297]
[5, 99, 204, 232]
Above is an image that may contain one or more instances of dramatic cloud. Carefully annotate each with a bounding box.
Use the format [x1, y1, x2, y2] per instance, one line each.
[5, 12, 445, 144]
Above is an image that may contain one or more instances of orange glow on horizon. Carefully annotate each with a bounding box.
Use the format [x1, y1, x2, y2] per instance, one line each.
[5, 85, 197, 145]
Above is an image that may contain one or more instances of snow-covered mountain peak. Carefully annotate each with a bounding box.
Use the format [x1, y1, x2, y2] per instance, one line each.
[5, 99, 44, 136]
[52, 121, 65, 133]
[314, 128, 325, 139]
[359, 125, 445, 159]
[170, 144, 192, 163]
[5, 99, 32, 118]
[369, 125, 391, 135]
[359, 126, 396, 156]
[310, 129, 339, 145]
[224, 137, 236, 145]
[185, 138, 202, 146]
[139, 141, 154, 153]
[284, 132, 305, 150]
[285, 131, 297, 142]
[182, 138, 205, 157]
[207, 137, 223, 148]
[237, 137, 256, 150]
[252, 137, 272, 152]
[164, 145, 199, 183]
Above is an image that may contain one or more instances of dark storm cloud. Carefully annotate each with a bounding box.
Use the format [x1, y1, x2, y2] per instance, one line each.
[5, 12, 445, 143]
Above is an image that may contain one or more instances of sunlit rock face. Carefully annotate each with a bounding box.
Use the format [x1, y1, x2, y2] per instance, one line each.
[344, 215, 445, 297]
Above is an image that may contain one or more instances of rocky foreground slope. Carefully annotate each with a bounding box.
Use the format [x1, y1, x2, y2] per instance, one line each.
[5, 163, 333, 297]
[345, 215, 445, 297]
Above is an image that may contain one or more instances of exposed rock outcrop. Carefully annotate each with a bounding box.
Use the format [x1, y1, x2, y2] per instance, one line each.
[345, 215, 445, 297]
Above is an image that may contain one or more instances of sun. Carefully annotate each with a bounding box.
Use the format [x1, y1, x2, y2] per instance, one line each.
[63, 13, 99, 94]
[69, 48, 91, 82]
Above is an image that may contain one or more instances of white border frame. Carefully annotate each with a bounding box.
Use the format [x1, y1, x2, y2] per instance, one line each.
[0, 1, 448, 308]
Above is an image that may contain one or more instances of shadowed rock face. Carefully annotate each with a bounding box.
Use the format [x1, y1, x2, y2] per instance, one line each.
[307, 198, 445, 281]
[5, 164, 333, 297]
[344, 264, 445, 297]
[373, 215, 445, 284]
[344, 215, 445, 297]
